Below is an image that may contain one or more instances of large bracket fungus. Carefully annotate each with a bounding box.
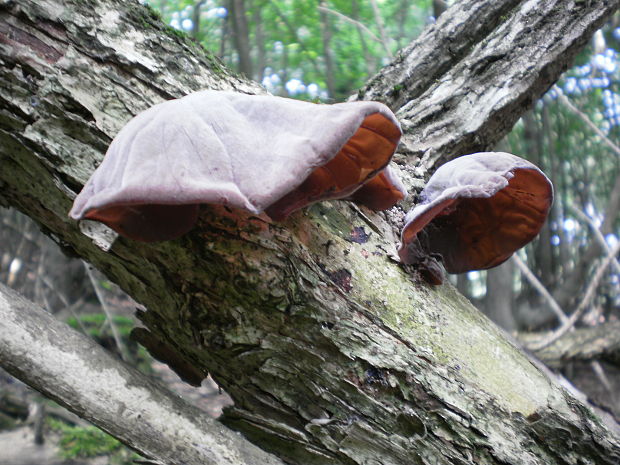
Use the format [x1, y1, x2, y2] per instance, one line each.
[398, 152, 553, 284]
[70, 91, 405, 242]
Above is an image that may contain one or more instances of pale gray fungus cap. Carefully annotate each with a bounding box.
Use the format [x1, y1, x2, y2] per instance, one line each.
[398, 152, 553, 274]
[70, 90, 405, 242]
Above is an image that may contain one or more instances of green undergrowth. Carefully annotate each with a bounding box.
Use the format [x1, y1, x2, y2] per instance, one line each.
[66, 313, 153, 373]
[67, 313, 134, 339]
[48, 418, 139, 464]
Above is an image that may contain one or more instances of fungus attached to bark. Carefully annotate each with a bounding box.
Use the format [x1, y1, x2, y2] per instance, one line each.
[398, 152, 553, 283]
[69, 90, 404, 242]
[346, 165, 407, 211]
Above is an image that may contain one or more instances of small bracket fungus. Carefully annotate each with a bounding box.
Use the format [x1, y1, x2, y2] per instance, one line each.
[70, 91, 405, 242]
[398, 152, 553, 284]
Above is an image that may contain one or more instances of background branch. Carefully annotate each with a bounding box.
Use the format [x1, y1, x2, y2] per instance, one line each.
[528, 242, 620, 351]
[512, 254, 569, 324]
[520, 321, 620, 368]
[0, 283, 285, 465]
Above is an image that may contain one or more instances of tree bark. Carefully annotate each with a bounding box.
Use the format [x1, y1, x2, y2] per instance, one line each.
[1, 1, 619, 464]
[0, 283, 286, 465]
[229, 0, 253, 77]
[318, 0, 336, 98]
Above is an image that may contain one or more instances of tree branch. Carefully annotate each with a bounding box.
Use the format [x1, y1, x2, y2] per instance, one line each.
[512, 254, 569, 324]
[569, 205, 620, 275]
[527, 242, 620, 351]
[520, 321, 620, 368]
[316, 6, 381, 44]
[0, 283, 286, 465]
[554, 85, 620, 159]
[0, 284, 282, 465]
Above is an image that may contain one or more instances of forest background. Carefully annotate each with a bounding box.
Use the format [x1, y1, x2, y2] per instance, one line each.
[145, 0, 620, 330]
[0, 0, 619, 463]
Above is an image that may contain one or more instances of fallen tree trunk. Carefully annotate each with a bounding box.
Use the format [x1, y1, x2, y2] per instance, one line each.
[0, 283, 285, 465]
[520, 321, 620, 369]
[1, 0, 619, 464]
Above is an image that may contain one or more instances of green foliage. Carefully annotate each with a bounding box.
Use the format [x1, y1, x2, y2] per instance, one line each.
[66, 313, 153, 372]
[66, 313, 134, 339]
[144, 2, 163, 21]
[48, 418, 142, 464]
[145, 0, 433, 100]
[0, 411, 17, 431]
[49, 419, 121, 459]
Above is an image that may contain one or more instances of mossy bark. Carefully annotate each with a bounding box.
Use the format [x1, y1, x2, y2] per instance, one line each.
[1, 0, 619, 464]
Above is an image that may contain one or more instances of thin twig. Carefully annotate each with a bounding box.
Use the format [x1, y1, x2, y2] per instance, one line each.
[34, 248, 47, 309]
[36, 269, 89, 335]
[368, 0, 393, 58]
[590, 360, 615, 399]
[317, 6, 382, 43]
[84, 262, 127, 361]
[528, 241, 620, 351]
[511, 254, 568, 324]
[553, 85, 620, 159]
[1, 216, 42, 246]
[568, 205, 620, 275]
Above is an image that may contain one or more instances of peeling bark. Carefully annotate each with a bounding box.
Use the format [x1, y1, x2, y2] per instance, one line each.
[1, 1, 620, 464]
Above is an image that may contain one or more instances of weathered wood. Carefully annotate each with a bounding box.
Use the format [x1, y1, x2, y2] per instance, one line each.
[1, 0, 619, 464]
[521, 321, 620, 368]
[0, 282, 286, 465]
[359, 0, 618, 173]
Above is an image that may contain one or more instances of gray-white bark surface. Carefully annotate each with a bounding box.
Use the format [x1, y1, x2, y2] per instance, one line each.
[0, 283, 286, 465]
[1, 0, 620, 464]
[520, 321, 620, 369]
[357, 0, 616, 174]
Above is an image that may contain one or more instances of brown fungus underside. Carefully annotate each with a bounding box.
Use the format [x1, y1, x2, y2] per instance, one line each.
[399, 152, 553, 284]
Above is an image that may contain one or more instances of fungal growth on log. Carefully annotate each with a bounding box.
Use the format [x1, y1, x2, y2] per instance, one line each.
[345, 165, 407, 211]
[398, 152, 553, 285]
[70, 90, 405, 242]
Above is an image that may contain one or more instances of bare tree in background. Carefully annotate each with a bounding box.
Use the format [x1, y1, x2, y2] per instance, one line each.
[318, 0, 336, 98]
[229, 0, 253, 77]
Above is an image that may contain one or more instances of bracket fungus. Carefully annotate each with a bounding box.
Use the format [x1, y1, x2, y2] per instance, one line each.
[398, 152, 553, 284]
[70, 90, 404, 242]
[346, 165, 407, 211]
